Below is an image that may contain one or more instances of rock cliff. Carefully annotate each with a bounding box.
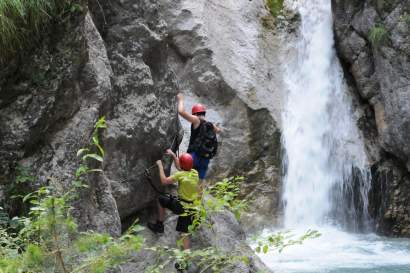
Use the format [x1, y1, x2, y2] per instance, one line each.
[0, 0, 289, 235]
[332, 0, 410, 236]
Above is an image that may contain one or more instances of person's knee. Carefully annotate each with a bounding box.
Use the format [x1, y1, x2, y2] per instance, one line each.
[158, 194, 170, 208]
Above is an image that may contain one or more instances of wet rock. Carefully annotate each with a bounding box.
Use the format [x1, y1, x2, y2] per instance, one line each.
[333, 0, 410, 236]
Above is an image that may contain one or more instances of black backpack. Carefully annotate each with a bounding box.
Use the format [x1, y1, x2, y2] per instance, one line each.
[192, 121, 218, 159]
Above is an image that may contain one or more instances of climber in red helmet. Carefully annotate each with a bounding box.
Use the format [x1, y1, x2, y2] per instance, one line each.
[147, 152, 199, 251]
[176, 93, 221, 182]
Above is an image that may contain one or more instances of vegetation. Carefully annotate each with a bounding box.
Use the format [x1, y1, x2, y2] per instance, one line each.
[369, 25, 388, 47]
[0, 117, 146, 273]
[266, 0, 284, 17]
[184, 176, 248, 233]
[146, 246, 250, 273]
[0, 0, 83, 62]
[0, 117, 319, 272]
[253, 230, 321, 254]
[404, 14, 410, 25]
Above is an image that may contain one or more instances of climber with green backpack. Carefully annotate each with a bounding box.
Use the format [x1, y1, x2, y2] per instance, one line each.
[176, 93, 221, 181]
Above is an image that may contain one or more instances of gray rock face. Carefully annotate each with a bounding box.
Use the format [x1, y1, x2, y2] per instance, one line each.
[1, 0, 287, 240]
[121, 209, 272, 273]
[0, 7, 180, 236]
[89, 0, 287, 231]
[332, 0, 410, 236]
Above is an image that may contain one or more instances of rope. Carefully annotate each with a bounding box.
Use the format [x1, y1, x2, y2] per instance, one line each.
[169, 66, 183, 158]
[143, 169, 165, 194]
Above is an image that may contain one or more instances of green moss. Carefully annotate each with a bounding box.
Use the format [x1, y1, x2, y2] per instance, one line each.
[369, 25, 388, 47]
[266, 0, 284, 17]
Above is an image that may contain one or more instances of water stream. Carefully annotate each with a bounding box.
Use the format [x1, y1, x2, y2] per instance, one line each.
[257, 0, 410, 272]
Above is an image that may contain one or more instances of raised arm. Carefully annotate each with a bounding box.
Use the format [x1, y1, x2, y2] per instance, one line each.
[177, 93, 200, 127]
[156, 160, 175, 185]
[213, 124, 222, 134]
[165, 149, 181, 170]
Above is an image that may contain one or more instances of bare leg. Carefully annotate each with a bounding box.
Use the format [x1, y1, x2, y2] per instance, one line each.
[181, 233, 191, 250]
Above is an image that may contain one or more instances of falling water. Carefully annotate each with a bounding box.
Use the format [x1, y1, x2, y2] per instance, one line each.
[255, 1, 410, 272]
[281, 0, 370, 229]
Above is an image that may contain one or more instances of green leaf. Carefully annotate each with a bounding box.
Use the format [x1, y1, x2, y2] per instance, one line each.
[22, 192, 35, 203]
[263, 245, 268, 254]
[77, 148, 90, 157]
[75, 165, 89, 177]
[82, 153, 103, 162]
[255, 246, 261, 253]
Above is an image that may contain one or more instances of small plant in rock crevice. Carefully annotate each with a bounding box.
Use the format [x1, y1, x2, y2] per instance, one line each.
[403, 14, 410, 25]
[369, 25, 388, 47]
[266, 0, 284, 17]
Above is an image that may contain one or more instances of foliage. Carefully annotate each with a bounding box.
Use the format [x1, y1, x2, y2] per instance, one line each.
[208, 176, 248, 220]
[146, 245, 249, 273]
[0, 117, 317, 272]
[0, 165, 35, 230]
[0, 116, 145, 273]
[404, 14, 410, 25]
[183, 176, 248, 233]
[253, 229, 321, 254]
[266, 0, 284, 17]
[0, 0, 83, 63]
[369, 25, 388, 47]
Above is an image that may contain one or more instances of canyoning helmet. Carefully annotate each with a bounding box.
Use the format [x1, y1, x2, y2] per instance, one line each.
[179, 153, 193, 171]
[192, 104, 206, 115]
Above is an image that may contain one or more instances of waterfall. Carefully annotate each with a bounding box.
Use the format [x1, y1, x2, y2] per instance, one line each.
[281, 0, 371, 230]
[256, 1, 410, 272]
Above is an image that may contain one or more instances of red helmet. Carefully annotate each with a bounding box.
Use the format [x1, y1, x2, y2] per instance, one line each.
[179, 153, 193, 171]
[192, 104, 206, 115]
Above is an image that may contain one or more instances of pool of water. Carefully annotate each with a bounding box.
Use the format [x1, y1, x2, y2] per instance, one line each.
[254, 226, 410, 273]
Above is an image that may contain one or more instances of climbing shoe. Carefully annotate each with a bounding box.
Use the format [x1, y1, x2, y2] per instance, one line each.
[147, 221, 164, 234]
[174, 261, 187, 272]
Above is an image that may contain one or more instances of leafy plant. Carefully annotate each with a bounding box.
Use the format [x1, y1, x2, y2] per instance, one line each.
[266, 0, 284, 17]
[146, 246, 249, 273]
[182, 176, 249, 233]
[0, 117, 145, 273]
[369, 25, 388, 47]
[253, 229, 321, 254]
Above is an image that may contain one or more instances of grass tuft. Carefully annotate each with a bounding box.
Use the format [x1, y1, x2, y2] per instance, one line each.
[369, 25, 388, 47]
[0, 0, 77, 63]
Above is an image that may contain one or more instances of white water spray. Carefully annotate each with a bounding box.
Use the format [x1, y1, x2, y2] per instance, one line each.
[255, 2, 410, 272]
[282, 0, 370, 228]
